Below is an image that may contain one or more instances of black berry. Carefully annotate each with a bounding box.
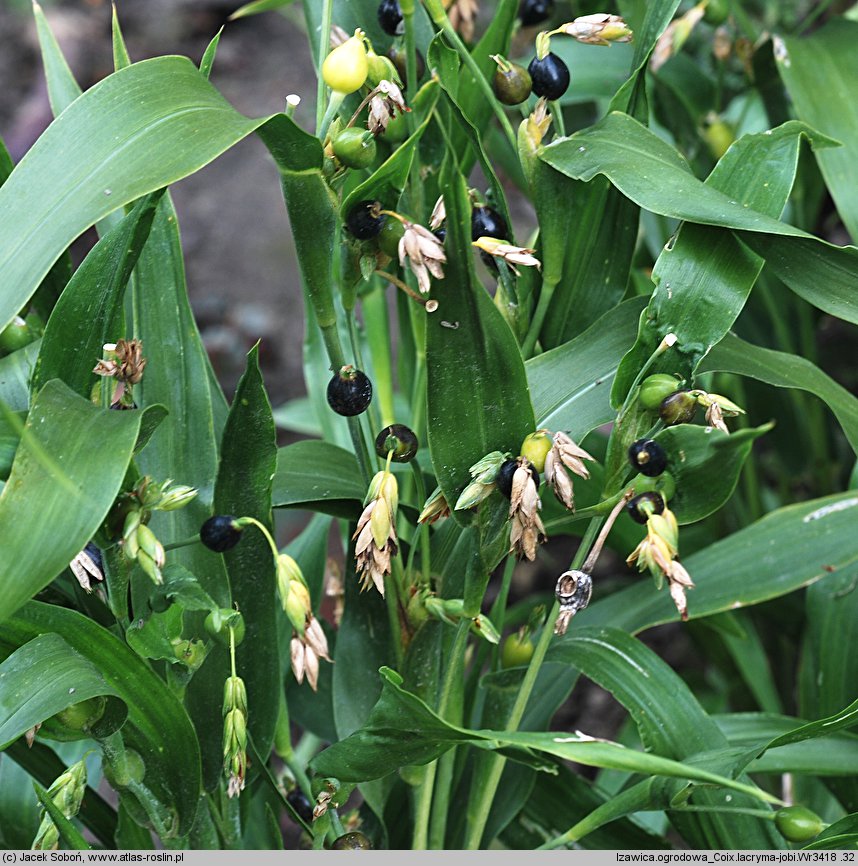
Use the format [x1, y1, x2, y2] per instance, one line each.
[628, 439, 668, 477]
[346, 200, 385, 240]
[519, 0, 554, 26]
[327, 366, 373, 416]
[497, 457, 539, 498]
[471, 205, 508, 242]
[200, 515, 242, 552]
[626, 492, 666, 525]
[375, 424, 419, 462]
[659, 390, 697, 426]
[377, 0, 404, 36]
[528, 53, 570, 101]
[286, 788, 314, 824]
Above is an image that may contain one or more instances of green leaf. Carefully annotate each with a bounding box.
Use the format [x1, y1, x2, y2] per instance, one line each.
[134, 196, 229, 600]
[125, 607, 185, 664]
[214, 345, 279, 761]
[230, 0, 299, 19]
[699, 332, 858, 456]
[547, 626, 782, 848]
[526, 297, 645, 437]
[311, 668, 780, 811]
[0, 381, 156, 624]
[0, 634, 126, 748]
[2, 602, 201, 838]
[540, 113, 858, 333]
[577, 490, 858, 633]
[426, 162, 535, 520]
[0, 56, 282, 334]
[651, 422, 772, 524]
[0, 341, 40, 411]
[778, 21, 858, 241]
[607, 119, 828, 402]
[804, 814, 858, 850]
[161, 563, 217, 612]
[33, 0, 83, 116]
[0, 755, 41, 848]
[272, 440, 364, 518]
[714, 713, 858, 776]
[32, 191, 163, 397]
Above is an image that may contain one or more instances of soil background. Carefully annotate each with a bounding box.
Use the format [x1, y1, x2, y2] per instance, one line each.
[1, 0, 316, 405]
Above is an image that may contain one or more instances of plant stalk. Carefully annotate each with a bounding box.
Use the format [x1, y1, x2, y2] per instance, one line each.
[463, 517, 603, 848]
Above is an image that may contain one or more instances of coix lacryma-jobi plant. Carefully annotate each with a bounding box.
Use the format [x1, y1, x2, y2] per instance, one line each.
[0, 0, 857, 852]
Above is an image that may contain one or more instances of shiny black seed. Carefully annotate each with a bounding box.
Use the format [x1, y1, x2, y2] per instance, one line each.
[519, 0, 554, 26]
[528, 53, 570, 101]
[200, 515, 242, 552]
[626, 492, 666, 525]
[375, 424, 419, 462]
[377, 0, 404, 36]
[628, 439, 668, 477]
[433, 227, 446, 243]
[497, 458, 539, 498]
[286, 788, 314, 824]
[471, 205, 508, 242]
[346, 200, 385, 240]
[327, 366, 373, 416]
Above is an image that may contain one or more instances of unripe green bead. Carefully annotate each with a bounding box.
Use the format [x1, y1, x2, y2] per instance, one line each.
[774, 805, 825, 843]
[639, 374, 681, 411]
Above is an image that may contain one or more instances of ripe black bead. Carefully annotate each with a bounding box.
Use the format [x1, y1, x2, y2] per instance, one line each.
[327, 366, 373, 416]
[497, 458, 539, 498]
[471, 205, 508, 242]
[286, 788, 314, 825]
[377, 0, 404, 36]
[346, 200, 385, 240]
[433, 227, 446, 243]
[519, 0, 554, 26]
[375, 424, 419, 462]
[626, 492, 665, 525]
[200, 515, 242, 552]
[528, 53, 570, 101]
[628, 439, 668, 477]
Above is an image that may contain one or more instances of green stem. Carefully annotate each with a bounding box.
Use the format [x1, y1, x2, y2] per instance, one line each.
[421, 0, 517, 151]
[163, 535, 201, 552]
[315, 0, 334, 134]
[409, 460, 431, 583]
[411, 761, 438, 849]
[347, 310, 382, 438]
[320, 322, 373, 484]
[463, 555, 516, 721]
[548, 100, 565, 137]
[520, 274, 559, 358]
[428, 620, 471, 848]
[463, 518, 603, 849]
[388, 559, 407, 668]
